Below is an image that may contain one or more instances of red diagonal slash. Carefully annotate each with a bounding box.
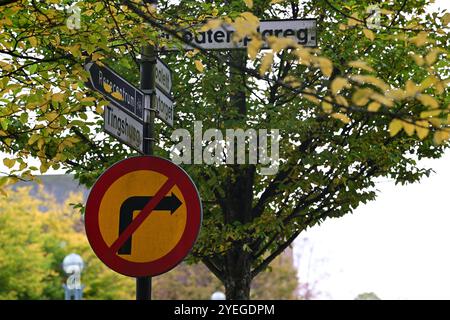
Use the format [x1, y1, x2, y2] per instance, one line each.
[109, 178, 176, 254]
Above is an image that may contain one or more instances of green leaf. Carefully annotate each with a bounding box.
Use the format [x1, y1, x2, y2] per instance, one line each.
[29, 64, 38, 74]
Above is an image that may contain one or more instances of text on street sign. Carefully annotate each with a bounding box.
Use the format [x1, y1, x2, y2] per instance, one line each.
[161, 19, 317, 51]
[103, 103, 144, 154]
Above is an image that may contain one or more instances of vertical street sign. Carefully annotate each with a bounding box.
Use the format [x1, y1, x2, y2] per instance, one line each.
[155, 88, 174, 127]
[155, 58, 172, 96]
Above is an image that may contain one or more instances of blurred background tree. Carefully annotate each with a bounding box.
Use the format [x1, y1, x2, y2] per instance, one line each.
[0, 184, 304, 300]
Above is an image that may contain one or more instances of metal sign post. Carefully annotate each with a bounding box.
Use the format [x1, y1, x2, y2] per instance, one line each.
[137, 44, 156, 300]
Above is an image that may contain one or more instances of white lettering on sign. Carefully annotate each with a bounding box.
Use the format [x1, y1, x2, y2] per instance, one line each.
[98, 70, 141, 114]
[155, 59, 172, 95]
[104, 104, 143, 153]
[161, 19, 317, 50]
[155, 89, 174, 127]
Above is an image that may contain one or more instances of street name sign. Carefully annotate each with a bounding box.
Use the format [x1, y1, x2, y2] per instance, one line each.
[161, 19, 317, 51]
[85, 62, 145, 120]
[85, 61, 175, 128]
[154, 87, 174, 127]
[155, 58, 172, 96]
[84, 156, 202, 277]
[103, 103, 144, 154]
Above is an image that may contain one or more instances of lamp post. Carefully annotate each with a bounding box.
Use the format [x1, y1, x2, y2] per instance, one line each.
[62, 253, 84, 300]
[211, 291, 226, 300]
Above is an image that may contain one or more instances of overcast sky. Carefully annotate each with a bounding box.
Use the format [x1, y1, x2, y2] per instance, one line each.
[294, 1, 450, 300]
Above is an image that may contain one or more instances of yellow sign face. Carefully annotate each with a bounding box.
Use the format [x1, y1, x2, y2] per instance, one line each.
[98, 170, 187, 263]
[85, 156, 202, 277]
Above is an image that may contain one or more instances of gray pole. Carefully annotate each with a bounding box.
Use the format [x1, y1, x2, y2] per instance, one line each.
[137, 0, 158, 301]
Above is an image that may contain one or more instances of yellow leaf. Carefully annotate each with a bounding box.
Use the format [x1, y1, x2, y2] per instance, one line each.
[111, 91, 124, 101]
[348, 60, 374, 73]
[417, 94, 439, 109]
[267, 36, 297, 52]
[363, 28, 375, 41]
[45, 112, 59, 122]
[389, 119, 403, 137]
[441, 13, 450, 26]
[200, 19, 223, 32]
[409, 53, 424, 66]
[240, 11, 259, 27]
[294, 48, 312, 65]
[103, 83, 112, 93]
[259, 52, 274, 76]
[270, 0, 284, 4]
[425, 48, 443, 66]
[303, 94, 320, 105]
[37, 138, 45, 150]
[194, 60, 204, 73]
[29, 36, 38, 47]
[434, 130, 450, 145]
[92, 52, 103, 62]
[52, 93, 65, 103]
[415, 120, 430, 140]
[350, 75, 389, 91]
[330, 77, 349, 95]
[405, 80, 419, 97]
[348, 13, 362, 27]
[322, 101, 333, 114]
[283, 76, 301, 88]
[40, 163, 49, 174]
[1, 17, 12, 26]
[81, 96, 96, 103]
[331, 113, 351, 124]
[352, 88, 373, 106]
[96, 104, 104, 114]
[385, 89, 407, 101]
[68, 44, 81, 57]
[367, 101, 381, 112]
[243, 0, 253, 9]
[28, 134, 40, 145]
[402, 120, 415, 136]
[370, 93, 394, 107]
[335, 95, 349, 107]
[3, 158, 15, 169]
[247, 38, 263, 60]
[420, 110, 441, 118]
[429, 118, 441, 128]
[316, 57, 333, 77]
[410, 32, 430, 47]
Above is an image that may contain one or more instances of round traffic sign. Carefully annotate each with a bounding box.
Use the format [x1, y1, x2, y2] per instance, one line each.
[85, 156, 202, 277]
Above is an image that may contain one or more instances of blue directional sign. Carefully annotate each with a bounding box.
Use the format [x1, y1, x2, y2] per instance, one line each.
[85, 62, 144, 120]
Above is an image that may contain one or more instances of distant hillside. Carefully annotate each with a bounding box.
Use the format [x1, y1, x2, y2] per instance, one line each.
[13, 175, 89, 204]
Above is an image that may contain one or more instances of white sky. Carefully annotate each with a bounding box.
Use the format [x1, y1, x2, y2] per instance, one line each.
[294, 1, 450, 300]
[295, 150, 450, 299]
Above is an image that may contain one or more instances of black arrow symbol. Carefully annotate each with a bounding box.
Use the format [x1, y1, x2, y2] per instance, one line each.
[118, 193, 182, 255]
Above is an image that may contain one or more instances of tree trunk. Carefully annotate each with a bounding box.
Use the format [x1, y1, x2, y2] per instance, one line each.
[222, 49, 254, 300]
[224, 247, 252, 299]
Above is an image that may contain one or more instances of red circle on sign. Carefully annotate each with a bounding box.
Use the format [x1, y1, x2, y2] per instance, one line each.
[85, 156, 202, 277]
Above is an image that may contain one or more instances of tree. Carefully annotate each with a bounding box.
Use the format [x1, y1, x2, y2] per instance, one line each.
[0, 185, 136, 300]
[0, 183, 301, 299]
[0, 0, 449, 299]
[153, 251, 300, 300]
[355, 292, 381, 300]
